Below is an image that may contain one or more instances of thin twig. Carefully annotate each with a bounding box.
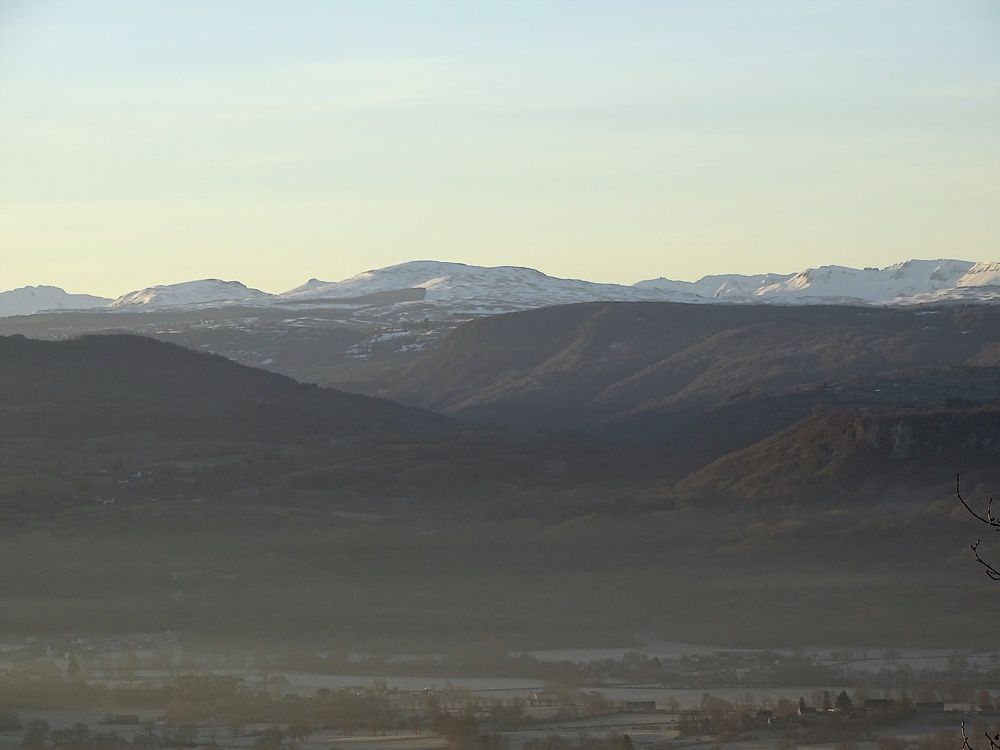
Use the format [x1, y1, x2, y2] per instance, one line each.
[970, 541, 1000, 581]
[962, 721, 1000, 750]
[957, 474, 1000, 582]
[957, 474, 1000, 528]
[956, 479, 1000, 750]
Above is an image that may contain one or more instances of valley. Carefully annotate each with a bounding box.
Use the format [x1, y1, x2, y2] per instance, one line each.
[0, 299, 998, 649]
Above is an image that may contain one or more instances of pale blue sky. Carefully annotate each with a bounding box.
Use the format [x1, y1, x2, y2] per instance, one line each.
[1, 0, 998, 295]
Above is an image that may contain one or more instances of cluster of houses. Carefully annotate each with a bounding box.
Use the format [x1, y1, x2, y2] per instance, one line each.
[672, 694, 996, 734]
[774, 697, 994, 725]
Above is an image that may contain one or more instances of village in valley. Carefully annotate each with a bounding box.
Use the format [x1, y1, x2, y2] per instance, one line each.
[1, 636, 997, 750]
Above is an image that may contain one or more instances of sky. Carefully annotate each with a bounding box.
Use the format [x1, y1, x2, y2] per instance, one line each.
[1, 0, 998, 297]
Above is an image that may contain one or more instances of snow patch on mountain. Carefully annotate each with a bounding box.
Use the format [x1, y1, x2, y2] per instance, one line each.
[0, 286, 111, 318]
[753, 259, 977, 303]
[957, 262, 1000, 288]
[280, 260, 700, 312]
[110, 280, 274, 309]
[282, 258, 1000, 311]
[634, 273, 795, 300]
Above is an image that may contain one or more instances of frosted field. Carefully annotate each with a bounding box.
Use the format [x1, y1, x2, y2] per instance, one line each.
[126, 669, 545, 697]
[525, 643, 995, 673]
[524, 642, 750, 661]
[5, 638, 992, 711]
[93, 665, 853, 708]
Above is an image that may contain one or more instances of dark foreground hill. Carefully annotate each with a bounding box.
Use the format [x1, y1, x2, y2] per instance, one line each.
[0, 333, 448, 440]
[0, 334, 643, 519]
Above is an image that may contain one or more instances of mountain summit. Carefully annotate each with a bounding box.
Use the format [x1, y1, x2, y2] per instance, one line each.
[109, 279, 274, 309]
[280, 260, 695, 313]
[0, 286, 111, 317]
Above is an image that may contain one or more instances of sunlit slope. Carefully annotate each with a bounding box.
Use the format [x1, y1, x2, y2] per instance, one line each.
[384, 302, 1000, 438]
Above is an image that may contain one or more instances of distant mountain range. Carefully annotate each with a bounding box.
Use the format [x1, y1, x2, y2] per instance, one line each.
[4, 258, 1000, 318]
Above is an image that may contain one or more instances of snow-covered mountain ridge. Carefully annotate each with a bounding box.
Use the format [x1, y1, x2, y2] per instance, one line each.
[277, 258, 1000, 311]
[109, 279, 273, 309]
[281, 260, 704, 313]
[4, 258, 999, 318]
[0, 286, 111, 317]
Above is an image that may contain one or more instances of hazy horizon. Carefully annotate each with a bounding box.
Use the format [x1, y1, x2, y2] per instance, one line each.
[2, 0, 999, 296]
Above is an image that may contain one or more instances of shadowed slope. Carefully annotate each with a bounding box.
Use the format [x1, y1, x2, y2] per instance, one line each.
[0, 333, 450, 439]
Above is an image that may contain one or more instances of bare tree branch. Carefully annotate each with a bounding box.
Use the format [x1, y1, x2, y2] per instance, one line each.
[957, 474, 1000, 582]
[970, 541, 1000, 581]
[957, 475, 1000, 529]
[955, 480, 1000, 750]
[961, 721, 1000, 750]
